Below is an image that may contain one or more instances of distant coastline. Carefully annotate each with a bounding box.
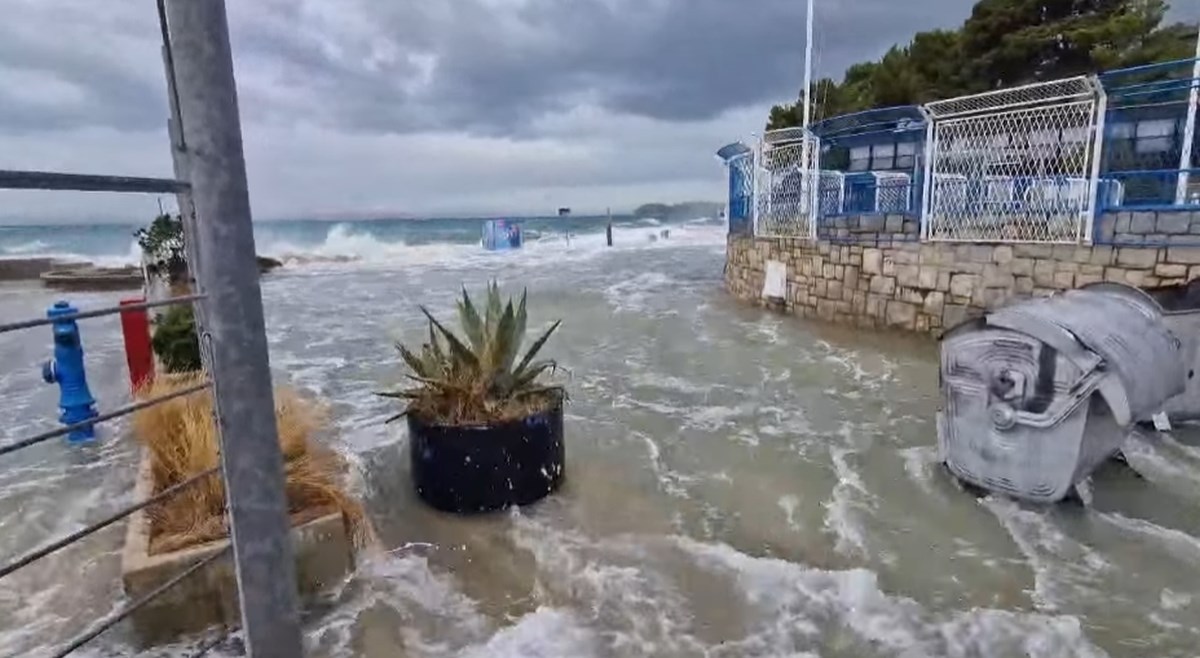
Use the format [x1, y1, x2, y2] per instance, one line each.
[633, 201, 723, 220]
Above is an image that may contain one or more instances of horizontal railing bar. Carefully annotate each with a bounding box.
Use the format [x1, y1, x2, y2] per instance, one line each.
[49, 544, 230, 658]
[0, 464, 220, 582]
[0, 379, 211, 459]
[0, 170, 189, 194]
[1100, 57, 1199, 79]
[1101, 168, 1200, 177]
[0, 294, 205, 334]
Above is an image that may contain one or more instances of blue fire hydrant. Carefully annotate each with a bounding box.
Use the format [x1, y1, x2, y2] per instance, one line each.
[42, 301, 98, 443]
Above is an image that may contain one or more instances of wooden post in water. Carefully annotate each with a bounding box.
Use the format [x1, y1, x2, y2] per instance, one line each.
[606, 207, 613, 247]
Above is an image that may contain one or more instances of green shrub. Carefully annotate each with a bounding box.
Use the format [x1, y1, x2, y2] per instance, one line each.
[152, 305, 202, 373]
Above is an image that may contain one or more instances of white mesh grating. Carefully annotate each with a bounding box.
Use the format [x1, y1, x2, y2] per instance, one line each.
[754, 131, 819, 239]
[925, 91, 1101, 243]
[925, 76, 1096, 119]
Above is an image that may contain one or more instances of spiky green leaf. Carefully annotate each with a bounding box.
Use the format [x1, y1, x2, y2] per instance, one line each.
[421, 306, 479, 371]
[384, 410, 409, 424]
[513, 289, 528, 355]
[511, 359, 557, 391]
[513, 320, 561, 378]
[395, 341, 430, 378]
[491, 300, 519, 374]
[458, 287, 486, 352]
[427, 320, 445, 364]
[485, 281, 503, 336]
[375, 389, 423, 399]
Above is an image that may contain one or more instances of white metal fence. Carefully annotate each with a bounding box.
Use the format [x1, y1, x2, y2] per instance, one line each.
[754, 128, 819, 239]
[920, 76, 1105, 243]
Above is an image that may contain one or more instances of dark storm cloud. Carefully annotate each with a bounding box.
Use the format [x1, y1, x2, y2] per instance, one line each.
[0, 0, 977, 136]
[229, 0, 973, 135]
[0, 2, 165, 134]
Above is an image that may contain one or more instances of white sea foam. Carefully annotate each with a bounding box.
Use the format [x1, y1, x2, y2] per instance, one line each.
[982, 497, 1110, 611]
[1095, 512, 1200, 564]
[258, 220, 726, 272]
[0, 239, 49, 254]
[675, 537, 1106, 658]
[823, 445, 873, 557]
[461, 608, 599, 658]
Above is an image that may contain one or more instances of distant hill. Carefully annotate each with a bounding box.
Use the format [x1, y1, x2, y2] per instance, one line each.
[632, 202, 723, 220]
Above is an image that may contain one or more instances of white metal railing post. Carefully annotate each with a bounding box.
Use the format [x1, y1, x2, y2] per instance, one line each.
[751, 133, 761, 236]
[162, 2, 304, 657]
[1177, 32, 1200, 203]
[808, 132, 820, 239]
[918, 105, 936, 241]
[1084, 77, 1108, 244]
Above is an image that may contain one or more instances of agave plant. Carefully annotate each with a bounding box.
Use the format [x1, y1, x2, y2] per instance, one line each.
[379, 282, 563, 425]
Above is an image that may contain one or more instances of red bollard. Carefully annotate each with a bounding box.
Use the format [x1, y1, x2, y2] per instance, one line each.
[119, 298, 155, 393]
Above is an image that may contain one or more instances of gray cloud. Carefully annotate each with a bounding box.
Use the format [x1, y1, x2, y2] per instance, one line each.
[0, 0, 1194, 222]
[224, 0, 974, 135]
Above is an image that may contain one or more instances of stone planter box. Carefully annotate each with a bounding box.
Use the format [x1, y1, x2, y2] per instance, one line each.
[121, 452, 355, 645]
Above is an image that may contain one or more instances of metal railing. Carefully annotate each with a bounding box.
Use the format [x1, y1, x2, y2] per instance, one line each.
[921, 77, 1105, 243]
[753, 128, 820, 239]
[0, 1, 302, 656]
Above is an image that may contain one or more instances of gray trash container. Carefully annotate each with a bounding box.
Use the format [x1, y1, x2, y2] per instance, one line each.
[1083, 281, 1200, 422]
[938, 284, 1185, 503]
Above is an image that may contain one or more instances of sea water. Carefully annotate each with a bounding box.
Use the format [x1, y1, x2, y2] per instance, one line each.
[1, 216, 1198, 657]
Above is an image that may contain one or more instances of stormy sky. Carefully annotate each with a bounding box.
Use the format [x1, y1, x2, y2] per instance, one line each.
[0, 0, 1196, 222]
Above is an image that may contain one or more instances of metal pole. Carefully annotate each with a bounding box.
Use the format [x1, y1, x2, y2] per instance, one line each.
[1085, 82, 1108, 244]
[606, 207, 613, 246]
[801, 0, 815, 132]
[157, 0, 210, 349]
[161, 2, 303, 657]
[1176, 25, 1200, 204]
[800, 0, 816, 238]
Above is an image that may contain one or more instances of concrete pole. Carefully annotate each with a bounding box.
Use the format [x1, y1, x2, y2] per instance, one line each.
[160, 2, 303, 656]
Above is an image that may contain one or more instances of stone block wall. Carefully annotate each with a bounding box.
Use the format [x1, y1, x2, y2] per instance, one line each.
[725, 211, 1200, 335]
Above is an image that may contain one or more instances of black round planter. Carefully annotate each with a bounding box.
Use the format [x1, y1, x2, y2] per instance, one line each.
[407, 398, 565, 513]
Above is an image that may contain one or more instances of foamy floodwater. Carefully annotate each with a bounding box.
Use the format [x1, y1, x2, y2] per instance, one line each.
[1, 223, 1199, 657]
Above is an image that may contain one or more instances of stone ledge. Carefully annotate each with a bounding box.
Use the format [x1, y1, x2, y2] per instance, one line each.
[121, 452, 355, 646]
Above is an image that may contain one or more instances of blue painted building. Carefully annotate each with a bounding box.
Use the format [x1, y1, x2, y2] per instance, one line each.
[1099, 58, 1200, 210]
[809, 106, 927, 217]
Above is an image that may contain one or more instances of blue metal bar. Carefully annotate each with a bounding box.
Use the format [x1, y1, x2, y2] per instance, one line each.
[0, 170, 189, 194]
[1101, 168, 1200, 177]
[1100, 57, 1200, 80]
[1106, 78, 1199, 97]
[1107, 81, 1199, 101]
[0, 294, 204, 335]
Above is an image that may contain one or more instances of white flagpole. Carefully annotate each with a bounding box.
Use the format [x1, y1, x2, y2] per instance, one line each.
[802, 0, 815, 131]
[1176, 23, 1200, 204]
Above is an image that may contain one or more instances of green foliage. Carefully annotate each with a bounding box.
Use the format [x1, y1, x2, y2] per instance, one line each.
[378, 282, 564, 425]
[152, 305, 202, 374]
[766, 0, 1194, 130]
[135, 213, 187, 282]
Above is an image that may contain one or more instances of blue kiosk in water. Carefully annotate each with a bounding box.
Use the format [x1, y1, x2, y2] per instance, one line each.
[482, 219, 523, 251]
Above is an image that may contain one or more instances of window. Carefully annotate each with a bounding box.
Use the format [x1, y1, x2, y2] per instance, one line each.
[871, 143, 896, 170]
[849, 146, 871, 171]
[1108, 122, 1134, 140]
[1135, 119, 1176, 154]
[896, 142, 917, 170]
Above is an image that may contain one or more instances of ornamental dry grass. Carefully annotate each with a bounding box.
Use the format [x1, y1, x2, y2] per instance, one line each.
[131, 373, 368, 555]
